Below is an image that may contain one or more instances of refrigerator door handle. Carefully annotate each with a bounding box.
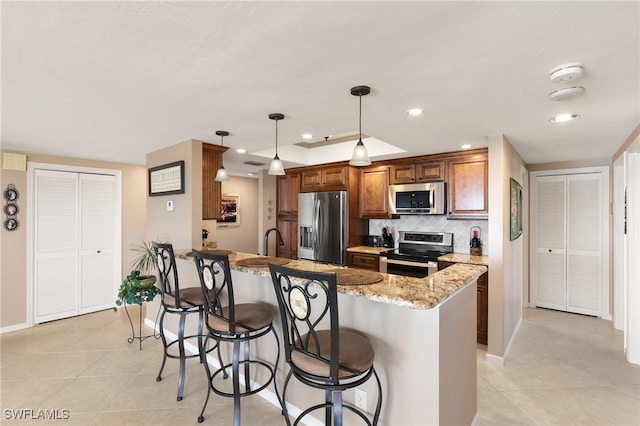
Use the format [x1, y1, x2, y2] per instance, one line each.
[312, 198, 320, 254]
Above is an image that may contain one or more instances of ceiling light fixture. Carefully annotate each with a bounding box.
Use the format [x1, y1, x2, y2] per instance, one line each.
[349, 85, 372, 167]
[267, 113, 285, 175]
[461, 144, 472, 149]
[214, 130, 230, 182]
[236, 148, 246, 154]
[549, 63, 583, 83]
[302, 133, 313, 140]
[550, 113, 580, 123]
[407, 108, 424, 116]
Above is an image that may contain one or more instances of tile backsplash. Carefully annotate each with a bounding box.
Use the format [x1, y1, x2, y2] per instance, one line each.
[369, 216, 488, 254]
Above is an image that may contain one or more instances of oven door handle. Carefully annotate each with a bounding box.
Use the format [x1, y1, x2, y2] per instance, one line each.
[380, 258, 438, 268]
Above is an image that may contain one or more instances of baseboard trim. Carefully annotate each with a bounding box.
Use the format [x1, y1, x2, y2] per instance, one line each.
[144, 318, 324, 426]
[484, 353, 504, 365]
[0, 322, 30, 334]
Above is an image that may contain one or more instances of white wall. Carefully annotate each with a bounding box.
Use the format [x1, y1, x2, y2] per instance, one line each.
[487, 135, 527, 359]
[215, 176, 260, 255]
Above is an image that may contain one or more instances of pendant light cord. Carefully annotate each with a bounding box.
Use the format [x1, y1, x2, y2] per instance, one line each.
[275, 118, 279, 155]
[359, 94, 362, 141]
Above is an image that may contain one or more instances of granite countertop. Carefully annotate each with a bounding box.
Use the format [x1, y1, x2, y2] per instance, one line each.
[438, 253, 489, 266]
[175, 249, 486, 310]
[346, 246, 391, 255]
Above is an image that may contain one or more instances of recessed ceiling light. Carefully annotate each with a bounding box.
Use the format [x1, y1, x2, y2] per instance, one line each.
[247, 172, 256, 176]
[302, 133, 313, 140]
[407, 108, 424, 116]
[236, 148, 246, 154]
[461, 144, 472, 149]
[550, 113, 580, 123]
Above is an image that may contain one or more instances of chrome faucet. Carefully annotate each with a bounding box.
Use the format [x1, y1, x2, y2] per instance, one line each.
[264, 228, 285, 256]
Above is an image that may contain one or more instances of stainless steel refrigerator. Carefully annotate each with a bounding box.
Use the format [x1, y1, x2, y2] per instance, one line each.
[298, 191, 347, 265]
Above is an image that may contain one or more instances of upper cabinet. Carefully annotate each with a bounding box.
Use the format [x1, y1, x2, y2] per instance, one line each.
[359, 166, 391, 218]
[202, 143, 227, 220]
[446, 153, 488, 219]
[277, 173, 300, 216]
[300, 166, 348, 192]
[390, 160, 445, 184]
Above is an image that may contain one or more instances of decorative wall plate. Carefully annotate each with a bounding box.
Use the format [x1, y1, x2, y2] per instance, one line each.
[3, 203, 18, 216]
[3, 186, 18, 202]
[3, 218, 18, 231]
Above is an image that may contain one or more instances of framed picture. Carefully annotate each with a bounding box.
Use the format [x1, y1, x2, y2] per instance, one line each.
[510, 178, 523, 241]
[218, 195, 240, 227]
[148, 161, 185, 196]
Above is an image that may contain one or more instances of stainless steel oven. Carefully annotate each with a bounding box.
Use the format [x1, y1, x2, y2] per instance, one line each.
[379, 231, 453, 278]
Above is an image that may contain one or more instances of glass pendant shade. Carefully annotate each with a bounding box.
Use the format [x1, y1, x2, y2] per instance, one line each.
[214, 130, 230, 182]
[349, 85, 372, 167]
[268, 155, 285, 175]
[267, 113, 286, 176]
[349, 140, 371, 166]
[215, 164, 228, 181]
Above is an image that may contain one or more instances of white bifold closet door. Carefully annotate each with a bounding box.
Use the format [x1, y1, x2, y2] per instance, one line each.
[35, 170, 117, 323]
[534, 173, 602, 316]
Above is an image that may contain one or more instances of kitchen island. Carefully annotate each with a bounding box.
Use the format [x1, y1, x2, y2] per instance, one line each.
[157, 250, 486, 426]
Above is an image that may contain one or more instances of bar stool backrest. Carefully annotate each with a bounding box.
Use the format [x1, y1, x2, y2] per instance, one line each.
[269, 264, 341, 384]
[191, 250, 239, 335]
[152, 242, 183, 309]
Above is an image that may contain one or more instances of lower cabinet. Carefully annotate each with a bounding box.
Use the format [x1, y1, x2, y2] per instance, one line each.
[276, 217, 297, 259]
[347, 252, 380, 271]
[439, 261, 488, 345]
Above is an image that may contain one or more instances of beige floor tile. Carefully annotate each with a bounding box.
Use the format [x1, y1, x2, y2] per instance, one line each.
[88, 408, 171, 426]
[0, 377, 74, 409]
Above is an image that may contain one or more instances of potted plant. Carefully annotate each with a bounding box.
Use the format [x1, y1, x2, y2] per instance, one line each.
[114, 241, 160, 311]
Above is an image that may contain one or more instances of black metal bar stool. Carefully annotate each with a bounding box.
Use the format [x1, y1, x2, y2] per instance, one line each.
[268, 264, 383, 426]
[153, 242, 219, 401]
[192, 249, 283, 426]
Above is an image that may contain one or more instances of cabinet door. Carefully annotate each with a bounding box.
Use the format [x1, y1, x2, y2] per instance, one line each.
[390, 164, 416, 184]
[416, 161, 444, 182]
[203, 144, 224, 220]
[290, 174, 300, 215]
[277, 175, 292, 215]
[347, 252, 380, 271]
[477, 272, 488, 345]
[300, 170, 323, 192]
[290, 218, 298, 259]
[359, 166, 390, 218]
[447, 154, 488, 219]
[276, 217, 290, 258]
[322, 166, 347, 189]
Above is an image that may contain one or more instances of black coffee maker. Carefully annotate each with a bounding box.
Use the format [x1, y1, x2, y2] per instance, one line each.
[381, 227, 394, 248]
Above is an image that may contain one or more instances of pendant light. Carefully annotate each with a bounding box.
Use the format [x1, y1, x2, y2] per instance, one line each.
[215, 130, 229, 182]
[267, 113, 285, 176]
[349, 85, 371, 167]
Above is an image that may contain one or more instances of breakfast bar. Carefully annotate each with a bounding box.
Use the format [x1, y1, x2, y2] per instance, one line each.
[158, 250, 486, 426]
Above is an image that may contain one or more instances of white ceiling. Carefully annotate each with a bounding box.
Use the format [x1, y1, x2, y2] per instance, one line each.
[2, 1, 639, 176]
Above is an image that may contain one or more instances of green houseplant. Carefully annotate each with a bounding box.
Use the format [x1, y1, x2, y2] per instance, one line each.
[114, 241, 160, 311]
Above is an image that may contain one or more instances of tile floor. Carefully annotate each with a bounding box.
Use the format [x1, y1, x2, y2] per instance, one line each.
[1, 306, 638, 425]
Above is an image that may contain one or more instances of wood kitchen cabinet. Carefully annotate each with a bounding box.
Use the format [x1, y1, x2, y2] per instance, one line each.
[347, 252, 380, 271]
[202, 143, 228, 220]
[277, 173, 300, 216]
[439, 260, 488, 345]
[300, 165, 347, 192]
[390, 160, 445, 184]
[446, 153, 488, 219]
[276, 217, 297, 259]
[359, 166, 391, 218]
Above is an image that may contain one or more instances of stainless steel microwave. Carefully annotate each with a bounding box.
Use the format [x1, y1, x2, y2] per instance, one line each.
[389, 182, 445, 215]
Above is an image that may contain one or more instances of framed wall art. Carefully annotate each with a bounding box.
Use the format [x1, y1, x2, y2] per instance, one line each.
[510, 178, 523, 241]
[218, 195, 240, 227]
[148, 161, 185, 196]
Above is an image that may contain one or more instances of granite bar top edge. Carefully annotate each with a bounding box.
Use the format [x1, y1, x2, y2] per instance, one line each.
[438, 253, 489, 266]
[174, 249, 486, 310]
[347, 246, 392, 255]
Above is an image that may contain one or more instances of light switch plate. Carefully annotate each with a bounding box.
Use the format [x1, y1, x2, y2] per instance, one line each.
[167, 200, 174, 211]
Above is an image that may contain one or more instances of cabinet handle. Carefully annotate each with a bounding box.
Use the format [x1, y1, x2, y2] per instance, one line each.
[548, 249, 552, 252]
[97, 250, 101, 253]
